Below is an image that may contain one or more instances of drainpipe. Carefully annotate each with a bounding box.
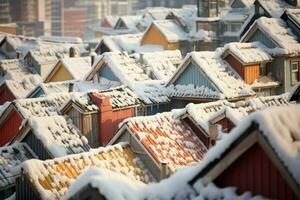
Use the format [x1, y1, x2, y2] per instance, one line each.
[208, 122, 218, 147]
[160, 161, 168, 180]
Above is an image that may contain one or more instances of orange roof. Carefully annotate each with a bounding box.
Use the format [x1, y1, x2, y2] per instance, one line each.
[21, 143, 154, 200]
[126, 112, 207, 171]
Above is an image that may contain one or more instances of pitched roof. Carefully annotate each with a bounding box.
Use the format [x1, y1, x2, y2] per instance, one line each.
[169, 51, 255, 100]
[60, 57, 92, 80]
[243, 17, 300, 55]
[14, 93, 71, 119]
[151, 20, 189, 42]
[257, 0, 297, 18]
[17, 115, 90, 157]
[0, 59, 36, 84]
[61, 92, 99, 113]
[189, 104, 300, 192]
[285, 8, 300, 26]
[92, 86, 140, 110]
[119, 112, 208, 171]
[21, 143, 154, 200]
[183, 94, 291, 133]
[222, 42, 273, 64]
[28, 81, 73, 98]
[86, 52, 170, 105]
[0, 143, 36, 189]
[141, 50, 182, 80]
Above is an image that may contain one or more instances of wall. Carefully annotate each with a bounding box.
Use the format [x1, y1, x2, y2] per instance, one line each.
[225, 54, 260, 84]
[215, 143, 297, 199]
[23, 132, 52, 160]
[90, 93, 135, 146]
[0, 110, 23, 146]
[141, 24, 169, 49]
[47, 64, 74, 82]
[0, 84, 15, 105]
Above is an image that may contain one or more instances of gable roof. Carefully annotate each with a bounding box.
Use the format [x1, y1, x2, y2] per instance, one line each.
[284, 8, 300, 28]
[13, 93, 71, 119]
[114, 15, 141, 32]
[257, 0, 297, 18]
[112, 112, 208, 171]
[222, 42, 273, 65]
[183, 94, 290, 133]
[242, 17, 300, 55]
[168, 51, 255, 100]
[149, 20, 189, 43]
[15, 115, 90, 157]
[85, 52, 170, 105]
[0, 143, 36, 189]
[188, 104, 300, 198]
[45, 57, 91, 81]
[27, 81, 74, 98]
[2, 75, 42, 99]
[21, 143, 154, 200]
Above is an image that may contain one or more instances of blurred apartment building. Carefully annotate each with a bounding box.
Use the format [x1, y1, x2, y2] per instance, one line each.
[0, 0, 131, 38]
[131, 0, 197, 11]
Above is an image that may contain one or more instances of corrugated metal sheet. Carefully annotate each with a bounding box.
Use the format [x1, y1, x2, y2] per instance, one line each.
[215, 143, 297, 199]
[174, 63, 216, 91]
[23, 132, 52, 160]
[16, 176, 41, 200]
[249, 30, 277, 49]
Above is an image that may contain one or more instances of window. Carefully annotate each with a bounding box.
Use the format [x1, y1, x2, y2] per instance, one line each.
[226, 23, 242, 32]
[291, 61, 299, 85]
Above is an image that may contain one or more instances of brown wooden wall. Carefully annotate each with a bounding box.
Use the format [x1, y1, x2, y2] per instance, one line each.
[225, 54, 260, 84]
[215, 143, 297, 200]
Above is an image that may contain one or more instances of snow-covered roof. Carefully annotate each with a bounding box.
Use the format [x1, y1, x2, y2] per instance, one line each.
[141, 50, 182, 80]
[22, 115, 90, 157]
[119, 112, 208, 171]
[114, 15, 141, 32]
[102, 16, 119, 27]
[257, 0, 297, 18]
[169, 51, 255, 100]
[151, 20, 189, 42]
[285, 8, 300, 27]
[61, 92, 99, 113]
[29, 81, 74, 97]
[40, 36, 83, 44]
[166, 6, 197, 30]
[14, 93, 71, 119]
[21, 143, 154, 200]
[243, 17, 300, 55]
[3, 75, 42, 99]
[188, 103, 300, 190]
[183, 94, 290, 133]
[60, 56, 92, 80]
[0, 143, 36, 189]
[139, 7, 171, 28]
[93, 86, 140, 110]
[222, 42, 273, 64]
[0, 59, 35, 84]
[88, 52, 170, 104]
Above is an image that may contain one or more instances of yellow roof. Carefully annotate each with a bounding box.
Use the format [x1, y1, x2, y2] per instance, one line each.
[22, 143, 154, 200]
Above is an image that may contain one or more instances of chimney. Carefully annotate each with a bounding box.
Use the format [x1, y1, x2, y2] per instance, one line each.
[208, 122, 218, 146]
[90, 52, 97, 66]
[69, 46, 80, 58]
[16, 50, 21, 59]
[90, 92, 114, 146]
[160, 161, 169, 180]
[68, 82, 74, 92]
[140, 53, 144, 64]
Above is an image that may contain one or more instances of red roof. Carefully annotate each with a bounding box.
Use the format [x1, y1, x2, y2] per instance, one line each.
[127, 112, 207, 171]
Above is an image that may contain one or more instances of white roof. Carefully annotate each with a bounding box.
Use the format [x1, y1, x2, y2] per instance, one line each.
[27, 115, 90, 157]
[258, 0, 297, 18]
[250, 17, 300, 55]
[60, 57, 91, 80]
[223, 42, 273, 64]
[152, 20, 189, 42]
[286, 8, 300, 26]
[172, 51, 255, 99]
